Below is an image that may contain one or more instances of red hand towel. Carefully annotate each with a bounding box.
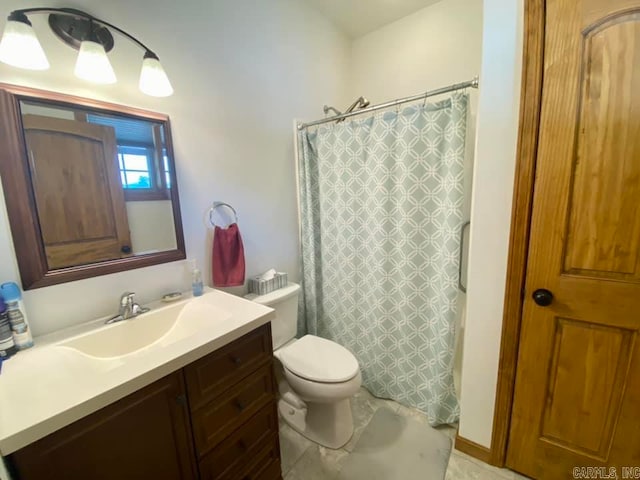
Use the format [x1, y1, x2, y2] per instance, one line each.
[212, 223, 246, 287]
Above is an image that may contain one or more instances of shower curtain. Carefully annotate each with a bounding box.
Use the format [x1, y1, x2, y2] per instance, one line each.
[297, 94, 468, 425]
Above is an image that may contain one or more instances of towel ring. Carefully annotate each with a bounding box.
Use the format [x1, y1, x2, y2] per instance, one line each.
[208, 202, 238, 228]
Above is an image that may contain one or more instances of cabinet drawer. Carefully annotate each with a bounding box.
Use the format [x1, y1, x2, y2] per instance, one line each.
[238, 439, 282, 480]
[198, 405, 278, 480]
[186, 324, 272, 410]
[192, 364, 275, 456]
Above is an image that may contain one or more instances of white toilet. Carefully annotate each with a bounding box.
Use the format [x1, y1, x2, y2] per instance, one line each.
[245, 283, 362, 449]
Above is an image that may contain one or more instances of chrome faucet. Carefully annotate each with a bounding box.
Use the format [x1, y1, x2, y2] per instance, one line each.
[105, 292, 150, 324]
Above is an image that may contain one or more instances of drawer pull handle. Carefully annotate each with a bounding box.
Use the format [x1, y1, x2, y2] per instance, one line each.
[234, 399, 246, 411]
[230, 355, 242, 365]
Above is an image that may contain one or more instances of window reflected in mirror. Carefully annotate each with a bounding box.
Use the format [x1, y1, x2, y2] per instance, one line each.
[19, 100, 178, 270]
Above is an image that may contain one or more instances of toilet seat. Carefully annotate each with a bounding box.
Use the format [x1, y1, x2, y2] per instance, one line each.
[278, 335, 359, 383]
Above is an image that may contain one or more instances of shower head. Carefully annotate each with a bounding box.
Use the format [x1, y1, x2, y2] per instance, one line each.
[322, 96, 371, 124]
[323, 105, 342, 116]
[333, 96, 371, 123]
[344, 96, 370, 114]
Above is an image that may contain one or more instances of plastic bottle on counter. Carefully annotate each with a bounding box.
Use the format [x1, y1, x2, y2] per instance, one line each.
[192, 261, 204, 297]
[0, 282, 34, 350]
[0, 296, 17, 359]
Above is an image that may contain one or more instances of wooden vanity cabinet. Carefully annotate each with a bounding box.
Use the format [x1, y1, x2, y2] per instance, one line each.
[9, 370, 197, 480]
[8, 323, 282, 480]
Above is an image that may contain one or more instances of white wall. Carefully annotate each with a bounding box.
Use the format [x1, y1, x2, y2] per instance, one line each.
[350, 0, 483, 105]
[349, 0, 483, 396]
[458, 0, 524, 447]
[126, 200, 177, 254]
[0, 0, 351, 337]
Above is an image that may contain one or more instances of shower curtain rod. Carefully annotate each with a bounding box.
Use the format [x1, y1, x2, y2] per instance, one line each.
[297, 76, 479, 130]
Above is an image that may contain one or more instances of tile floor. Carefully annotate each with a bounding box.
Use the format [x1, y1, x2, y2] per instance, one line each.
[279, 387, 529, 480]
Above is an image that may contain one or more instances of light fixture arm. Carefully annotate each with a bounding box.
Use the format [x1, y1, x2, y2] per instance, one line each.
[9, 7, 157, 56]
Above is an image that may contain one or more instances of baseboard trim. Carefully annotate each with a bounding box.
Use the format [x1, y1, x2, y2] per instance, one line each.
[454, 435, 492, 464]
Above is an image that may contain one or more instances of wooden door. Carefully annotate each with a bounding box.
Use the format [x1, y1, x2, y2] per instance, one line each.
[10, 371, 198, 480]
[506, 1, 640, 478]
[22, 114, 132, 269]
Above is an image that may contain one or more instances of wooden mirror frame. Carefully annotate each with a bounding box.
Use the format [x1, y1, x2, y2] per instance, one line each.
[0, 83, 186, 290]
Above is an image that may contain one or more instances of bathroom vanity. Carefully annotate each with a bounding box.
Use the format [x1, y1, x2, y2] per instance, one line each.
[0, 290, 281, 480]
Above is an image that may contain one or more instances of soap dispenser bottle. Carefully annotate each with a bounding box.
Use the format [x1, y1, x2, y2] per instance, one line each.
[191, 261, 204, 297]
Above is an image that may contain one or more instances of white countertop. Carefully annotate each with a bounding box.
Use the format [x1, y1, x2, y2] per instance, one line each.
[0, 288, 274, 455]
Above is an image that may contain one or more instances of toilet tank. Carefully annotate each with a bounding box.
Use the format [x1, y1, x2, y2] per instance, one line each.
[245, 283, 301, 350]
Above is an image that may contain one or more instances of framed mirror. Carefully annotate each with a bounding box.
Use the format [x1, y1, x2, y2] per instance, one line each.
[0, 83, 185, 289]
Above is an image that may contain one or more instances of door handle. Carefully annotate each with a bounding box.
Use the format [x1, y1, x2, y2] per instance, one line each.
[532, 289, 553, 306]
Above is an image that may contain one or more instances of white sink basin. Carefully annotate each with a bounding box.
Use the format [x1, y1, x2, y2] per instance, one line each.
[59, 296, 231, 359]
[0, 287, 275, 456]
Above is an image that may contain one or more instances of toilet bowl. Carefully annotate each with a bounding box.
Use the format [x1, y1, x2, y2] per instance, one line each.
[245, 283, 362, 449]
[275, 335, 362, 448]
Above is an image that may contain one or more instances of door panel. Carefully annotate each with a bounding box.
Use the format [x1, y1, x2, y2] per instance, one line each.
[22, 114, 131, 269]
[506, 0, 640, 477]
[564, 12, 640, 279]
[540, 319, 633, 459]
[10, 371, 197, 480]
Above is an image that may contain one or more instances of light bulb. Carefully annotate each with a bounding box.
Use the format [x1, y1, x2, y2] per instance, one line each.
[0, 13, 49, 70]
[74, 40, 116, 84]
[139, 52, 173, 97]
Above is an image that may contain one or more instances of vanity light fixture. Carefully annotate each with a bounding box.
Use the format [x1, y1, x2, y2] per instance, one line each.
[0, 8, 173, 97]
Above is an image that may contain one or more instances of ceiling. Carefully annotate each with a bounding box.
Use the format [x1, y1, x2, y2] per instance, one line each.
[303, 0, 443, 38]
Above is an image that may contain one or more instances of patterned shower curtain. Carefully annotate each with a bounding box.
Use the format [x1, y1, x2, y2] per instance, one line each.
[297, 94, 468, 425]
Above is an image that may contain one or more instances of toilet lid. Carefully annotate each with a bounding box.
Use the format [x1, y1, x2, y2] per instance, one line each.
[279, 335, 359, 383]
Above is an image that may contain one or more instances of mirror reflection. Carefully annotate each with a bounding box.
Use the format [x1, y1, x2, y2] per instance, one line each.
[19, 100, 177, 270]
